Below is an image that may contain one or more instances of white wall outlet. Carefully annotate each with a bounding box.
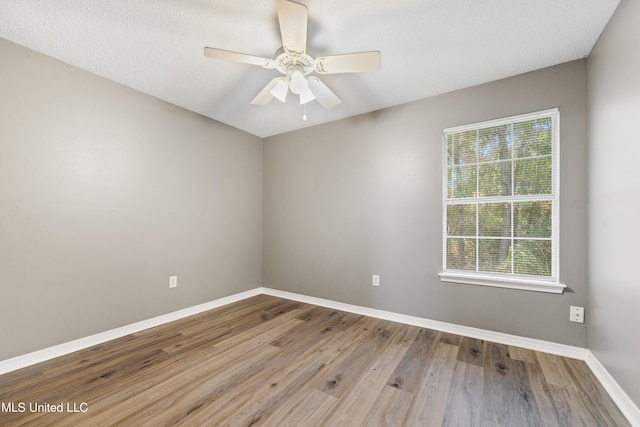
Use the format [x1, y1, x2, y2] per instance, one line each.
[169, 276, 178, 289]
[372, 275, 380, 287]
[570, 306, 584, 323]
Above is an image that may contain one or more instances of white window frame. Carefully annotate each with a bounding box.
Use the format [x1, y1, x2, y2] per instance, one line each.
[439, 108, 566, 294]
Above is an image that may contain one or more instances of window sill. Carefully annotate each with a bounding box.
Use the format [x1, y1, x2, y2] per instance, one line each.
[438, 272, 567, 294]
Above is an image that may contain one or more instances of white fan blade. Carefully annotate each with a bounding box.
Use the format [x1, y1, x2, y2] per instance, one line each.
[251, 78, 282, 105]
[204, 47, 275, 69]
[277, 0, 307, 55]
[315, 51, 381, 74]
[307, 77, 341, 109]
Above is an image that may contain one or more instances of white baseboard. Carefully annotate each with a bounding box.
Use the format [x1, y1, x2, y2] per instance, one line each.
[0, 288, 262, 376]
[2, 286, 637, 426]
[585, 351, 640, 426]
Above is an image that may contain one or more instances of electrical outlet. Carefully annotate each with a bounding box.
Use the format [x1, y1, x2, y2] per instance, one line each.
[372, 275, 380, 287]
[570, 306, 584, 323]
[169, 276, 178, 288]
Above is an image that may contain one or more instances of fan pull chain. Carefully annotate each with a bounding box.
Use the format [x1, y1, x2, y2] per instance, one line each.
[303, 103, 307, 121]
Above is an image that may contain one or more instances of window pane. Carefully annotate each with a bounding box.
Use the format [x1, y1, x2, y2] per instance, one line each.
[514, 240, 552, 276]
[478, 124, 511, 162]
[479, 239, 512, 273]
[478, 160, 511, 197]
[450, 164, 477, 198]
[443, 109, 558, 282]
[453, 130, 477, 165]
[447, 204, 476, 237]
[447, 238, 476, 271]
[513, 118, 552, 158]
[514, 201, 552, 238]
[514, 156, 552, 195]
[478, 202, 511, 237]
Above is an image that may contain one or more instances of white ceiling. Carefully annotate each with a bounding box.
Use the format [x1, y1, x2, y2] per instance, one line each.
[1, 0, 620, 138]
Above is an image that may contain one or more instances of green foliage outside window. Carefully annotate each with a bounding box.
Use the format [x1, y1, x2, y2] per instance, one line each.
[444, 112, 557, 279]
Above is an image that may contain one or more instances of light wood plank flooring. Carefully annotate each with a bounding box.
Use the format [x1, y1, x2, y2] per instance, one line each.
[0, 295, 630, 426]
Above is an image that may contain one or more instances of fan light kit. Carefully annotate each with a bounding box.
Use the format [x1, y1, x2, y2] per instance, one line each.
[204, 0, 381, 115]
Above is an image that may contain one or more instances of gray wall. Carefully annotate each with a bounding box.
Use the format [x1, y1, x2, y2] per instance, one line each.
[0, 39, 263, 360]
[264, 60, 589, 346]
[588, 0, 640, 406]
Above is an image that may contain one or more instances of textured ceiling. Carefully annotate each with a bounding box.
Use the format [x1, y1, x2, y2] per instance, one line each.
[1, 0, 620, 137]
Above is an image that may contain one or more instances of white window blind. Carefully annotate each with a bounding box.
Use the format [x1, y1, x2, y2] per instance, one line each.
[441, 109, 564, 293]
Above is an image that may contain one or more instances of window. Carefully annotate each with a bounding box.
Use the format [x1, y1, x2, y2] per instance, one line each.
[439, 109, 565, 293]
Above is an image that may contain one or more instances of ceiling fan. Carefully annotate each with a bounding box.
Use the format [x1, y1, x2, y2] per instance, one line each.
[203, 0, 381, 109]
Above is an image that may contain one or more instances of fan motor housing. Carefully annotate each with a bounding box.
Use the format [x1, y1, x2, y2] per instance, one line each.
[274, 47, 315, 75]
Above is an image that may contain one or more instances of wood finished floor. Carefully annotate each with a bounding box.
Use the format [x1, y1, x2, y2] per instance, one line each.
[0, 295, 629, 426]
